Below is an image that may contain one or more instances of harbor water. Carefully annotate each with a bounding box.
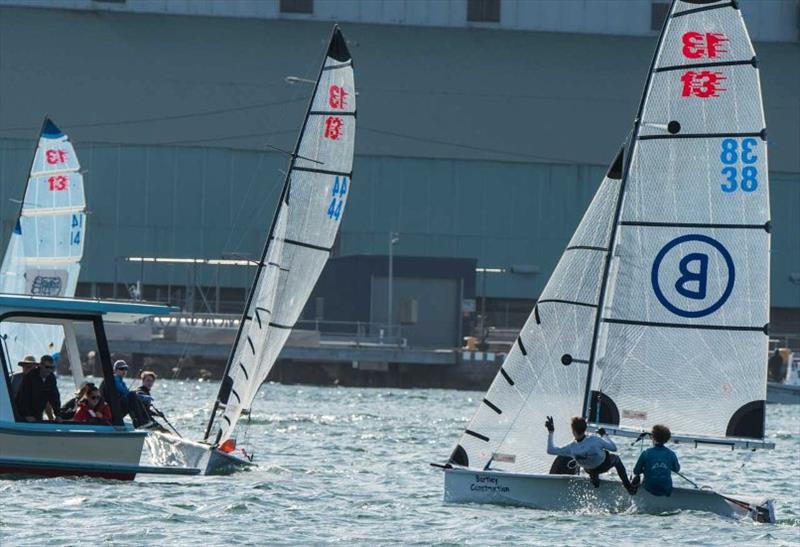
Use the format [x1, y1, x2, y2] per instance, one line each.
[1, 379, 798, 545]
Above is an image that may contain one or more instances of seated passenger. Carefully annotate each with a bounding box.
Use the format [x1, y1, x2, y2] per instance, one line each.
[73, 386, 112, 425]
[100, 360, 151, 427]
[59, 382, 91, 420]
[632, 424, 681, 497]
[135, 371, 157, 412]
[10, 355, 37, 400]
[15, 355, 61, 422]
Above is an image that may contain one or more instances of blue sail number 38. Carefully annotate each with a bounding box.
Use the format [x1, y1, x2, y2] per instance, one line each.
[327, 175, 348, 220]
[720, 138, 758, 193]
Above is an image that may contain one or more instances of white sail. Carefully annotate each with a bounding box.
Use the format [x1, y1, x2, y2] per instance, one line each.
[447, 0, 771, 473]
[588, 0, 770, 446]
[448, 154, 623, 474]
[0, 118, 87, 370]
[205, 27, 355, 444]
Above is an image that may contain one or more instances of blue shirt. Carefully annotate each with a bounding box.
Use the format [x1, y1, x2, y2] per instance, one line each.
[113, 375, 129, 396]
[633, 445, 680, 496]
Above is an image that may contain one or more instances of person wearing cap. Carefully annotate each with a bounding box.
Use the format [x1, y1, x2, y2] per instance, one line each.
[100, 359, 151, 427]
[15, 354, 61, 422]
[10, 355, 37, 400]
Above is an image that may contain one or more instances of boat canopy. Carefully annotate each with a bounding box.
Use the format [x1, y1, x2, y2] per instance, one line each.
[0, 294, 175, 323]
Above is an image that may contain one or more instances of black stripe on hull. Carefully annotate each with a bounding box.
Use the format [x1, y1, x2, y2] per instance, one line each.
[247, 336, 255, 354]
[603, 317, 767, 333]
[465, 429, 489, 442]
[482, 399, 502, 415]
[238, 362, 249, 380]
[499, 368, 515, 386]
[517, 337, 527, 356]
[268, 321, 294, 330]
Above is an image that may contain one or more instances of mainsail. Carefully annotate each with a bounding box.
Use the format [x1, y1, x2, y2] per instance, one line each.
[0, 118, 87, 370]
[204, 27, 355, 444]
[588, 0, 770, 445]
[448, 0, 770, 474]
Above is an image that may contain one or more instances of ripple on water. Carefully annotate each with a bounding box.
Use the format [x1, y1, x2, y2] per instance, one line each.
[0, 381, 798, 545]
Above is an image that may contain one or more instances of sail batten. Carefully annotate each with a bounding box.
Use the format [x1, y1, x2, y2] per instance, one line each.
[205, 27, 355, 445]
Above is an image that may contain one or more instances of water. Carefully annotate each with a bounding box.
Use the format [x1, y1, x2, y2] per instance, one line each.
[1, 380, 798, 545]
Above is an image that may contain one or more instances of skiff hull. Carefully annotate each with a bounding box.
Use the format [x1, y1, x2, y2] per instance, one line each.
[145, 431, 253, 475]
[443, 467, 775, 523]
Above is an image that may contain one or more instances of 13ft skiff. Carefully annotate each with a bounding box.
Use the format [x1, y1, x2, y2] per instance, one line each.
[438, 0, 776, 523]
[145, 26, 356, 474]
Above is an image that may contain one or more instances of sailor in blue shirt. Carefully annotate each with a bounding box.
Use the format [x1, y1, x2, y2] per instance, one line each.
[632, 424, 681, 496]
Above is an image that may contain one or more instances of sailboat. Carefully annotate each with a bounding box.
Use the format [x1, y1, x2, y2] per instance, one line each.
[438, 0, 776, 523]
[146, 26, 356, 474]
[0, 117, 87, 386]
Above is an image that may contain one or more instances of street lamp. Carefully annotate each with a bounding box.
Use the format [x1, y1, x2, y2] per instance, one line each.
[388, 232, 400, 339]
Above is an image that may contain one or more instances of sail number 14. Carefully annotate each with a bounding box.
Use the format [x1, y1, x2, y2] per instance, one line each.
[720, 138, 758, 193]
[327, 176, 347, 220]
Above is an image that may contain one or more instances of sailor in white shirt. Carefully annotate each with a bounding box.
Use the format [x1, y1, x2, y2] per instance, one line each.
[545, 415, 636, 494]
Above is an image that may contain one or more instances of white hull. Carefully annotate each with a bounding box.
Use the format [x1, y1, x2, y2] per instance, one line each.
[145, 431, 253, 475]
[767, 382, 800, 404]
[443, 468, 775, 523]
[0, 422, 145, 480]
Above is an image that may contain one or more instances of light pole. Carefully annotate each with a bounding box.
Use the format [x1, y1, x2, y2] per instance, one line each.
[388, 232, 399, 339]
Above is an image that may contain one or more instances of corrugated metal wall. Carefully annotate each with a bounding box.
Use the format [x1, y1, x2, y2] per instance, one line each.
[1, 138, 797, 307]
[2, 0, 797, 42]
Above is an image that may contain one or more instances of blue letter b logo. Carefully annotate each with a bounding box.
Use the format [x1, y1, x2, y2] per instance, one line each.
[674, 253, 708, 300]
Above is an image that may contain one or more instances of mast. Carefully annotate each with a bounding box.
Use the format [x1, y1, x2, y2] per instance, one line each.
[580, 1, 676, 420]
[203, 26, 345, 442]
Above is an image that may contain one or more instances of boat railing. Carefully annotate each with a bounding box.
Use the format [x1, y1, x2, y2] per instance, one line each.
[143, 313, 407, 347]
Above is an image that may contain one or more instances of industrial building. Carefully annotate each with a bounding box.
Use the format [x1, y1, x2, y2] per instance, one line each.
[0, 0, 798, 358]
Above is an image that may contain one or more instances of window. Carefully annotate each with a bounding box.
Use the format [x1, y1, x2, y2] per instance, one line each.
[651, 2, 670, 31]
[467, 0, 500, 23]
[280, 0, 313, 14]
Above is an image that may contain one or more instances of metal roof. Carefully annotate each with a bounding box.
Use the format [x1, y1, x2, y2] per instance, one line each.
[0, 294, 176, 322]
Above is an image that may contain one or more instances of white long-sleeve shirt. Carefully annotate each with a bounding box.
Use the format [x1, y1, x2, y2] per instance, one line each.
[546, 432, 617, 470]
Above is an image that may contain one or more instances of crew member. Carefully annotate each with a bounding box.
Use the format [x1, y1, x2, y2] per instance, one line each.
[545, 415, 635, 494]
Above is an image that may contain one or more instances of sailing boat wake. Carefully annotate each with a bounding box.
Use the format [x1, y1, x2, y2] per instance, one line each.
[438, 0, 776, 523]
[145, 25, 356, 475]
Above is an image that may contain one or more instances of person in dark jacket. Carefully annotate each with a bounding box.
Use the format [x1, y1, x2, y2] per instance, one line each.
[15, 355, 61, 422]
[10, 355, 37, 400]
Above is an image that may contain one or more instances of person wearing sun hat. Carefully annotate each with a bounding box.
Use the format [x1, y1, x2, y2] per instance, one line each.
[10, 355, 37, 400]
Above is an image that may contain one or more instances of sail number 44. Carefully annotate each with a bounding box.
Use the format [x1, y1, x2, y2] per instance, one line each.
[327, 176, 347, 220]
[720, 138, 758, 193]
